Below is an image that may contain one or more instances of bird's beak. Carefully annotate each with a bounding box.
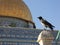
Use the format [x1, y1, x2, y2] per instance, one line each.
[37, 17, 39, 18]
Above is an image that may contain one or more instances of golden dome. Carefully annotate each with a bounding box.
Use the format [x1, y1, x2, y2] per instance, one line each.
[0, 0, 33, 23]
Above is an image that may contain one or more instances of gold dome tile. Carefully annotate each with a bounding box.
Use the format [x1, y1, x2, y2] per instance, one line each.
[0, 0, 33, 23]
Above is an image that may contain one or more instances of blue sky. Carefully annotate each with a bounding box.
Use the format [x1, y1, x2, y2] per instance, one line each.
[23, 0, 60, 30]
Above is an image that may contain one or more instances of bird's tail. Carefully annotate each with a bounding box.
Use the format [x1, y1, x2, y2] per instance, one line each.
[51, 28, 54, 31]
[50, 26, 54, 31]
[51, 26, 55, 31]
[53, 26, 55, 28]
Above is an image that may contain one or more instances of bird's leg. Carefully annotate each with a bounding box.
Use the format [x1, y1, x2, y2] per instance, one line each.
[43, 27, 47, 30]
[42, 25, 46, 30]
[44, 26, 47, 30]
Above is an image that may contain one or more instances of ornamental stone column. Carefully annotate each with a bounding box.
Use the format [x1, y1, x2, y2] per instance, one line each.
[37, 30, 54, 45]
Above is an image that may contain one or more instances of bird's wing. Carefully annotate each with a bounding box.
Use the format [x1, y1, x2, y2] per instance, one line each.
[43, 20, 55, 27]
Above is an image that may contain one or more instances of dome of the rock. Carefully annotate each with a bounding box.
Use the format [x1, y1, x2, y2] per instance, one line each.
[0, 0, 33, 22]
[0, 0, 35, 28]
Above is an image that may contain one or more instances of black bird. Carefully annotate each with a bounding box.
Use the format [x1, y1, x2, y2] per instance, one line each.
[38, 16, 55, 31]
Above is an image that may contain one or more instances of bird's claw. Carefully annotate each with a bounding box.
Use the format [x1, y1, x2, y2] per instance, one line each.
[44, 28, 46, 30]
